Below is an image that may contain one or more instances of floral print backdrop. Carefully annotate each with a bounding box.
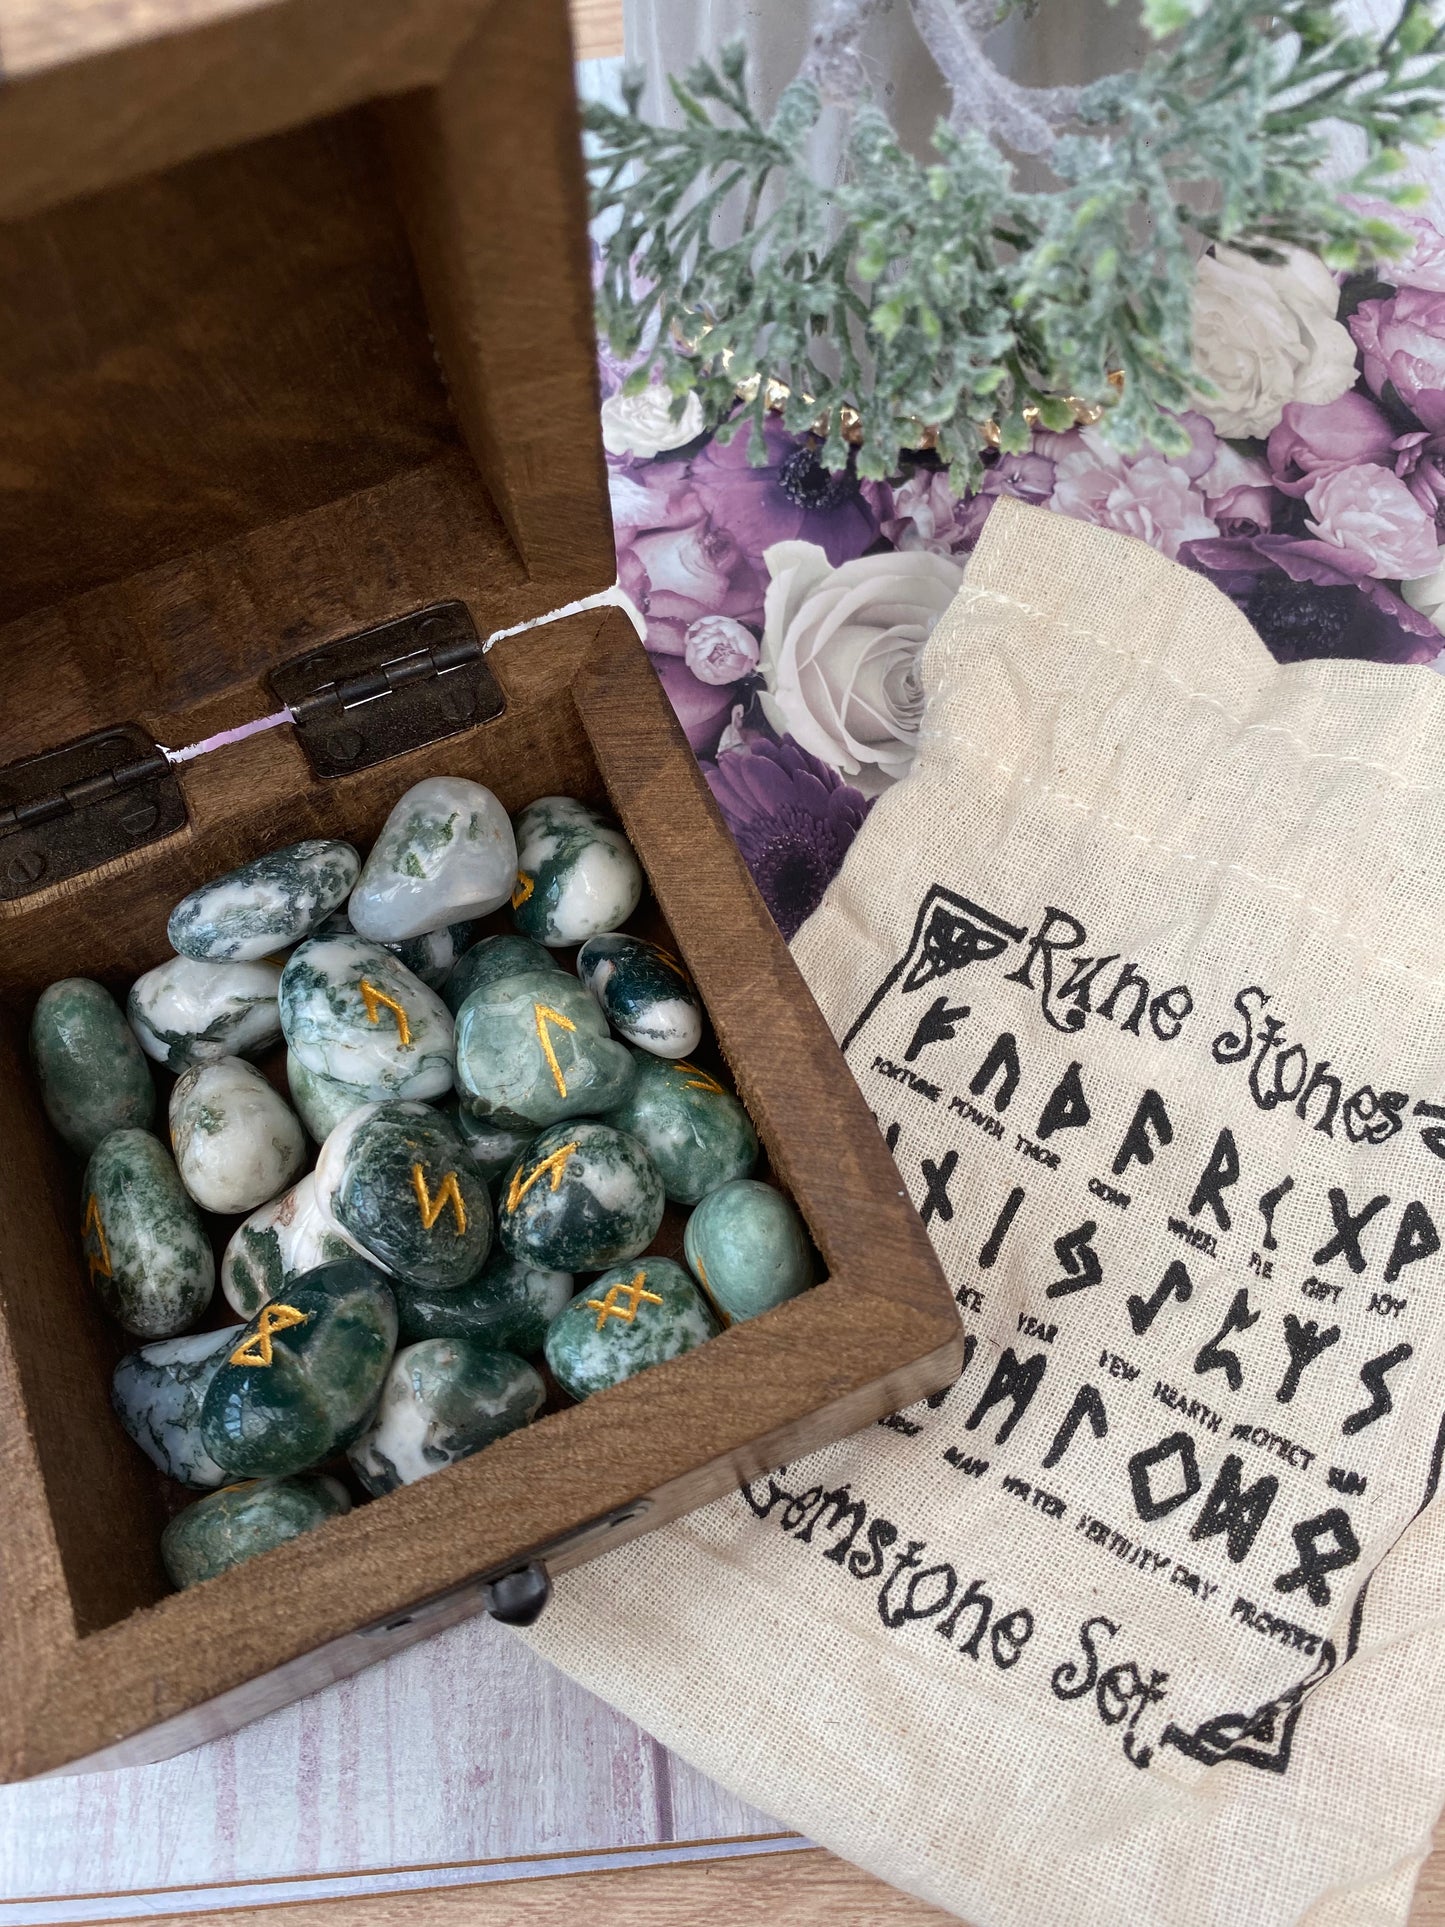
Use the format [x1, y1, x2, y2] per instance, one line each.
[598, 210, 1445, 941]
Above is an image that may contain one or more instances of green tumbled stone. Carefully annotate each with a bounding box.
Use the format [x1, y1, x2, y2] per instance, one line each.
[349, 777, 517, 942]
[511, 795, 643, 946]
[199, 1258, 398, 1478]
[129, 957, 283, 1071]
[162, 1474, 352, 1588]
[602, 1050, 758, 1205]
[315, 910, 477, 992]
[82, 1129, 215, 1338]
[279, 934, 454, 1101]
[112, 1327, 238, 1488]
[30, 977, 154, 1156]
[287, 1052, 370, 1144]
[450, 1106, 535, 1184]
[168, 839, 360, 962]
[684, 1179, 812, 1324]
[169, 1055, 306, 1215]
[316, 1100, 492, 1289]
[455, 970, 635, 1127]
[348, 1339, 543, 1495]
[577, 934, 703, 1059]
[544, 1257, 718, 1401]
[220, 1174, 352, 1318]
[497, 1120, 664, 1271]
[393, 1251, 572, 1353]
[443, 933, 561, 1015]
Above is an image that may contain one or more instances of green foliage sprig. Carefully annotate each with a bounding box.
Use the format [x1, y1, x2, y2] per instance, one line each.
[586, 1, 1445, 487]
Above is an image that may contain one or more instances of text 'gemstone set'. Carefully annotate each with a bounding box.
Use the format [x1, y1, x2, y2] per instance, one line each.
[30, 777, 813, 1589]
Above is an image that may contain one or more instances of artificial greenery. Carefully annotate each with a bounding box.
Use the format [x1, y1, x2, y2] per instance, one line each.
[586, 0, 1445, 487]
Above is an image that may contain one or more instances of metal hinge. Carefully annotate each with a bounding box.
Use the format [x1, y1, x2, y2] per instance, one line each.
[267, 601, 506, 780]
[0, 724, 187, 903]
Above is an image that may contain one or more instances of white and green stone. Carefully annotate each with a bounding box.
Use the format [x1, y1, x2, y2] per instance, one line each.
[82, 1129, 215, 1337]
[161, 1474, 352, 1589]
[496, 1120, 664, 1272]
[169, 1056, 306, 1215]
[314, 909, 477, 993]
[220, 1173, 352, 1319]
[315, 1100, 492, 1289]
[443, 932, 561, 1015]
[393, 1252, 572, 1353]
[510, 795, 643, 946]
[577, 933, 703, 1059]
[129, 957, 283, 1071]
[454, 970, 635, 1127]
[200, 1258, 398, 1478]
[451, 1107, 535, 1185]
[602, 1051, 758, 1205]
[30, 977, 155, 1156]
[347, 1338, 543, 1495]
[684, 1179, 812, 1324]
[544, 1257, 718, 1401]
[167, 840, 360, 963]
[287, 1051, 370, 1144]
[349, 777, 517, 943]
[112, 1327, 238, 1488]
[279, 934, 454, 1101]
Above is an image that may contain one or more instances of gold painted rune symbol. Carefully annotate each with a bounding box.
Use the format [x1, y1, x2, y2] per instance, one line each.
[229, 1302, 310, 1369]
[674, 1060, 725, 1096]
[506, 1141, 579, 1214]
[83, 1194, 111, 1285]
[587, 1270, 664, 1331]
[512, 871, 535, 909]
[412, 1164, 467, 1235]
[534, 1002, 577, 1097]
[359, 978, 412, 1047]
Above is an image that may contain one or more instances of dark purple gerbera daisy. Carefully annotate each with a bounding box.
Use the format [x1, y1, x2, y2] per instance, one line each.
[707, 737, 873, 941]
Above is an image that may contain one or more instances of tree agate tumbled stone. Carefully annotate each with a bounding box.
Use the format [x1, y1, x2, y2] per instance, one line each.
[545, 1257, 718, 1401]
[316, 1100, 492, 1289]
[279, 934, 454, 1101]
[220, 1173, 352, 1318]
[200, 1259, 398, 1479]
[30, 977, 154, 1155]
[316, 909, 479, 993]
[443, 932, 561, 1015]
[82, 1129, 215, 1337]
[112, 1327, 238, 1488]
[497, 1121, 664, 1271]
[451, 1107, 535, 1185]
[129, 957, 283, 1071]
[603, 1051, 758, 1205]
[348, 1338, 543, 1495]
[162, 1474, 352, 1589]
[455, 970, 635, 1127]
[169, 1056, 306, 1215]
[349, 777, 517, 942]
[510, 795, 643, 946]
[393, 1252, 572, 1354]
[167, 839, 360, 962]
[287, 1052, 370, 1144]
[684, 1179, 812, 1324]
[577, 933, 703, 1059]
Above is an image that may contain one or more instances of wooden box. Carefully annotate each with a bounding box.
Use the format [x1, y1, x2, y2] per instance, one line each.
[0, 0, 961, 1779]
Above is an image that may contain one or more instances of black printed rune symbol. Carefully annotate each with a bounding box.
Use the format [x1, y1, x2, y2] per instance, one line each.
[902, 898, 1025, 994]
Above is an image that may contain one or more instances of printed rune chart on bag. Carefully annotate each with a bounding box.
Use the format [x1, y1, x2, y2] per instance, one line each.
[748, 878, 1445, 1779]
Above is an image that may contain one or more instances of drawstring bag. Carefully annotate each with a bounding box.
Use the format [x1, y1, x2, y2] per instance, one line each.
[523, 498, 1445, 1927]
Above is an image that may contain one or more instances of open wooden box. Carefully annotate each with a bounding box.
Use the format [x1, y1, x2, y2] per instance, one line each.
[0, 0, 960, 1779]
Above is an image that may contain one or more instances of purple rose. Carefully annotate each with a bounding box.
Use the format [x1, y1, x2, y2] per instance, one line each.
[1302, 464, 1440, 580]
[689, 414, 879, 570]
[612, 471, 764, 657]
[684, 615, 760, 685]
[1199, 444, 1277, 535]
[707, 736, 873, 940]
[1266, 393, 1398, 497]
[1351, 287, 1445, 434]
[1347, 199, 1445, 295]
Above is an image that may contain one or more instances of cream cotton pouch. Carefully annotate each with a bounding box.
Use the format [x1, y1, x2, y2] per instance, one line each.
[523, 498, 1445, 1927]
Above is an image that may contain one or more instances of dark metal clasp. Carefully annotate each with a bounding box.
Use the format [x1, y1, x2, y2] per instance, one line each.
[0, 724, 186, 902]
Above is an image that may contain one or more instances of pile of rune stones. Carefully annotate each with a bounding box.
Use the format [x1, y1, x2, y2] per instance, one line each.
[29, 777, 812, 1589]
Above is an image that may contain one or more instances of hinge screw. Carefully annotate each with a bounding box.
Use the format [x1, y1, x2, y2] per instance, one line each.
[6, 849, 46, 886]
[121, 801, 159, 838]
[324, 728, 364, 766]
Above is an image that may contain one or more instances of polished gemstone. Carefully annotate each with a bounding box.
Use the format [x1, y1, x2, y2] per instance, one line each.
[496, 1120, 664, 1272]
[454, 969, 635, 1127]
[112, 1327, 238, 1488]
[81, 1129, 215, 1337]
[279, 934, 454, 1101]
[544, 1256, 717, 1400]
[169, 1056, 306, 1215]
[684, 1178, 812, 1323]
[443, 932, 561, 1015]
[200, 1258, 399, 1478]
[348, 1338, 543, 1495]
[287, 1052, 370, 1144]
[577, 933, 703, 1059]
[129, 957, 283, 1071]
[349, 777, 517, 942]
[315, 909, 477, 992]
[602, 1051, 758, 1205]
[168, 839, 360, 962]
[30, 977, 154, 1156]
[393, 1251, 572, 1354]
[510, 795, 643, 946]
[220, 1173, 352, 1318]
[161, 1474, 352, 1588]
[315, 1100, 492, 1289]
[451, 1106, 535, 1185]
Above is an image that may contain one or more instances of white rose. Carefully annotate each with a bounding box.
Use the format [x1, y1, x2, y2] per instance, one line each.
[1191, 246, 1358, 439]
[757, 541, 965, 793]
[1403, 547, 1445, 632]
[600, 383, 705, 459]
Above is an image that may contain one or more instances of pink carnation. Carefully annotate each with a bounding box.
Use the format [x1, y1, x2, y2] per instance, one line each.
[1303, 465, 1441, 580]
[1049, 428, 1219, 560]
